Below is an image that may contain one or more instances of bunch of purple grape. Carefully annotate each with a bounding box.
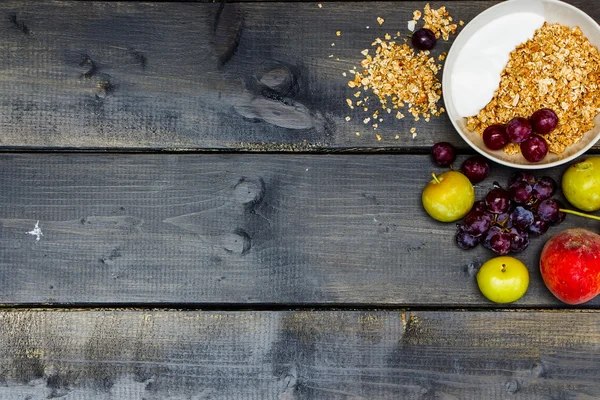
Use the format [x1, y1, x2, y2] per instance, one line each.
[456, 171, 565, 255]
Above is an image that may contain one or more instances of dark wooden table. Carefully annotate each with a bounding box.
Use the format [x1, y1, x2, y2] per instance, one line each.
[1, 1, 599, 398]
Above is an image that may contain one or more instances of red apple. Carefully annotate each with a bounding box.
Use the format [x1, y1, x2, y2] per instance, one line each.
[540, 228, 600, 305]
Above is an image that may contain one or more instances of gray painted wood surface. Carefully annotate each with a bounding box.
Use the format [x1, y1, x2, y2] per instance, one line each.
[1, 309, 599, 399]
[0, 1, 597, 150]
[1, 153, 597, 306]
[2, 1, 600, 397]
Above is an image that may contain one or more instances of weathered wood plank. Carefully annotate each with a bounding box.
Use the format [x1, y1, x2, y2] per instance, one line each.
[1, 1, 598, 150]
[0, 309, 599, 399]
[1, 153, 598, 306]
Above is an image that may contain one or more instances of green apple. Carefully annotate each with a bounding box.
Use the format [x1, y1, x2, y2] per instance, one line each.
[422, 170, 474, 222]
[562, 157, 600, 212]
[477, 256, 529, 303]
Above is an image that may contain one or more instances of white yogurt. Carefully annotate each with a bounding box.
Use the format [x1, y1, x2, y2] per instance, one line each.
[451, 12, 545, 117]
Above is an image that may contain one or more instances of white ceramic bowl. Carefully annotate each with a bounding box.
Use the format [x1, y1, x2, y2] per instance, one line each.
[442, 0, 600, 169]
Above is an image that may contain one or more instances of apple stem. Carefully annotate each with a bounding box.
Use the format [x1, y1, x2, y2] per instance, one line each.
[501, 264, 506, 273]
[559, 208, 600, 222]
[431, 172, 441, 184]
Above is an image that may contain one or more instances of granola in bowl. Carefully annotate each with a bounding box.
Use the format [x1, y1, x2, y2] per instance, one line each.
[466, 22, 600, 156]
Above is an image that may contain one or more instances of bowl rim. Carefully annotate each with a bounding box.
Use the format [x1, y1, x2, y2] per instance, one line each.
[442, 0, 600, 170]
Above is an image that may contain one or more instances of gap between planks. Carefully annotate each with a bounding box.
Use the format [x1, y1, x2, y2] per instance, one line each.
[0, 304, 597, 313]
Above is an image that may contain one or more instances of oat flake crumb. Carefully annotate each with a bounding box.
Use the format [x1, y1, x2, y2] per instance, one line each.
[336, 31, 341, 36]
[377, 17, 385, 26]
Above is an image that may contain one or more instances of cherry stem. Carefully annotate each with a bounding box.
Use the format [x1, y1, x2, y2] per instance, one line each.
[431, 172, 441, 184]
[560, 208, 600, 222]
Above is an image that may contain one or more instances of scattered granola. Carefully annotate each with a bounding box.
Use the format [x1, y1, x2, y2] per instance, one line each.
[466, 23, 600, 155]
[349, 40, 443, 122]
[342, 3, 461, 139]
[422, 4, 458, 41]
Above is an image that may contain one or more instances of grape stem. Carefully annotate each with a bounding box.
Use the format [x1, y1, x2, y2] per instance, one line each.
[560, 208, 600, 222]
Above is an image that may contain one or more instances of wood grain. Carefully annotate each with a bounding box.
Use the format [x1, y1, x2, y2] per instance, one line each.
[0, 1, 598, 150]
[0, 309, 599, 399]
[1, 153, 598, 306]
